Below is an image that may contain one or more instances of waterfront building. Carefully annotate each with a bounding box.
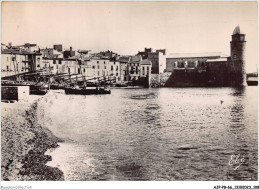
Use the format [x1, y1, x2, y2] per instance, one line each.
[165, 25, 246, 87]
[128, 55, 142, 80]
[40, 48, 64, 74]
[166, 52, 229, 72]
[87, 59, 120, 82]
[140, 59, 152, 77]
[165, 52, 229, 86]
[61, 53, 88, 75]
[148, 50, 166, 74]
[137, 48, 166, 74]
[118, 56, 131, 81]
[1, 44, 42, 78]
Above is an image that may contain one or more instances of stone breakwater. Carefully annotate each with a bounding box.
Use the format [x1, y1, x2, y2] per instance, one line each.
[1, 99, 64, 181]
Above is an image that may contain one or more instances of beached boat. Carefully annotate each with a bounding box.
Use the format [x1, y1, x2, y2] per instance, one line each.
[64, 86, 111, 95]
[50, 83, 65, 90]
[30, 84, 48, 95]
[246, 73, 258, 86]
[247, 79, 258, 86]
[115, 82, 128, 87]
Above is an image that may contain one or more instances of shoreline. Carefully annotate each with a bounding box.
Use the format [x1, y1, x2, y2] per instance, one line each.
[1, 97, 64, 181]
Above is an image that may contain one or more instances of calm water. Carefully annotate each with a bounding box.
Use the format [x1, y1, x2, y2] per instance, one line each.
[39, 87, 258, 181]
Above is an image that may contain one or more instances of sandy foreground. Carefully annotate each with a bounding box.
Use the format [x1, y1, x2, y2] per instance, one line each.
[1, 95, 64, 181]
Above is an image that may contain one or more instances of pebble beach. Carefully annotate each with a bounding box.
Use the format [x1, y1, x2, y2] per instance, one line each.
[1, 96, 64, 181]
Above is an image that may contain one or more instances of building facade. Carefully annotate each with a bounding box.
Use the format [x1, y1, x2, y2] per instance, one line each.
[1, 47, 42, 78]
[140, 59, 152, 77]
[165, 26, 246, 87]
[128, 55, 142, 80]
[137, 48, 166, 74]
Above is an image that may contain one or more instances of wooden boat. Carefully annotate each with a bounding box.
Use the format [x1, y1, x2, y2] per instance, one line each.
[246, 73, 258, 86]
[30, 84, 48, 95]
[247, 80, 258, 86]
[115, 82, 128, 87]
[64, 86, 111, 95]
[64, 53, 111, 95]
[50, 83, 65, 90]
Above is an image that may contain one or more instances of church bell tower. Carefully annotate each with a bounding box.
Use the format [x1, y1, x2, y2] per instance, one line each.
[230, 25, 246, 86]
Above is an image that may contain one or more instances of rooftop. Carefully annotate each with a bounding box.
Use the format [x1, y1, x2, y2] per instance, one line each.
[67, 54, 90, 61]
[1, 49, 42, 55]
[118, 56, 130, 62]
[130, 55, 142, 62]
[167, 52, 229, 59]
[206, 57, 228, 62]
[140, 59, 152, 65]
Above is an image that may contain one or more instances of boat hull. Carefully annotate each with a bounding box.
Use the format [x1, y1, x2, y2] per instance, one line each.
[64, 87, 111, 95]
[50, 84, 65, 90]
[30, 85, 48, 95]
[247, 81, 258, 86]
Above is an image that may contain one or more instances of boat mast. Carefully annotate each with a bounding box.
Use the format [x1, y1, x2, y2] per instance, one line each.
[79, 53, 87, 88]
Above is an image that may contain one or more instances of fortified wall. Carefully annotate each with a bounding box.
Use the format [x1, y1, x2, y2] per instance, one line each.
[149, 25, 246, 88]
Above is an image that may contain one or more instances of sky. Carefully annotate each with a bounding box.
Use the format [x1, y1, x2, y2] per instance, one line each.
[1, 1, 258, 72]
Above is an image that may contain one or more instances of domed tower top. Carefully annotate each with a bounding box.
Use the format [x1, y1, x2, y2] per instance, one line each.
[233, 25, 244, 35]
[231, 25, 246, 42]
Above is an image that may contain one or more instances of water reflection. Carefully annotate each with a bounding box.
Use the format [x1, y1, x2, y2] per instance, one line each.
[43, 87, 258, 181]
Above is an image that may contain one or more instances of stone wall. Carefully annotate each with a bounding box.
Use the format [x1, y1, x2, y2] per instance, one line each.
[150, 72, 172, 87]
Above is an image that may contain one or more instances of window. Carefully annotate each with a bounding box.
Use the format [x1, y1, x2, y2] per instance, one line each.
[116, 66, 118, 71]
[98, 71, 99, 76]
[68, 68, 70, 73]
[111, 65, 113, 71]
[147, 66, 149, 70]
[114, 62, 116, 65]
[104, 61, 105, 64]
[98, 65, 99, 69]
[97, 61, 99, 64]
[83, 68, 85, 73]
[6, 66, 9, 71]
[7, 57, 9, 61]
[104, 66, 106, 69]
[116, 73, 118, 76]
[234, 54, 237, 60]
[92, 66, 95, 69]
